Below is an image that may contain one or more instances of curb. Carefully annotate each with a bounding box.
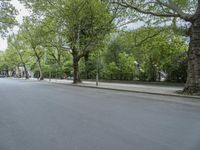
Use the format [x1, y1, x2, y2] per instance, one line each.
[72, 84, 200, 100]
[11, 78, 200, 100]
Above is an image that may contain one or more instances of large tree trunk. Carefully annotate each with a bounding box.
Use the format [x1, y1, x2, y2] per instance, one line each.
[38, 60, 44, 80]
[23, 63, 29, 79]
[184, 16, 200, 95]
[73, 55, 81, 84]
[33, 48, 43, 80]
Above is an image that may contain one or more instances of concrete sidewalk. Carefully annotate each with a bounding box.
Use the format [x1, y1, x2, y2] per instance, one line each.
[28, 78, 199, 99]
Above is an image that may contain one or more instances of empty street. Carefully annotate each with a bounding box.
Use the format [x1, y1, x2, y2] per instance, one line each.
[0, 78, 200, 150]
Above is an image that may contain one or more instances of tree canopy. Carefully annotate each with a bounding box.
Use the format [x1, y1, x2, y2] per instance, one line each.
[0, 0, 17, 37]
[110, 0, 200, 94]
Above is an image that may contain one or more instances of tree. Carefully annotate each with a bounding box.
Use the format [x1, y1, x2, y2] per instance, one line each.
[35, 16, 71, 79]
[112, 0, 200, 94]
[19, 0, 114, 83]
[3, 46, 21, 76]
[7, 34, 30, 79]
[102, 27, 187, 81]
[20, 17, 45, 80]
[0, 0, 17, 36]
[0, 52, 9, 75]
[139, 29, 188, 82]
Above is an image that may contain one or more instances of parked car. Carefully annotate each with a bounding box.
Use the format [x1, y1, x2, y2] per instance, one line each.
[0, 74, 6, 78]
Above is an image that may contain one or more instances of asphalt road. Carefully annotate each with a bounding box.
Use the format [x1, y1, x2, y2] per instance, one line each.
[0, 78, 200, 150]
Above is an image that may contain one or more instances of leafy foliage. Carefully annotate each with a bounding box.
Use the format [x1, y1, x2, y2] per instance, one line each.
[0, 0, 17, 37]
[0, 0, 193, 86]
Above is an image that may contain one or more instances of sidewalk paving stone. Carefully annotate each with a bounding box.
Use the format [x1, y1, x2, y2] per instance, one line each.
[35, 78, 199, 99]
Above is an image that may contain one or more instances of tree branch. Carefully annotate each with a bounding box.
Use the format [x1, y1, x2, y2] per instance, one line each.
[112, 0, 193, 22]
[156, 0, 192, 21]
[112, 1, 181, 18]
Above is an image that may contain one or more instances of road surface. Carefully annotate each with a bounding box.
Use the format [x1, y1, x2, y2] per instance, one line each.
[0, 78, 200, 150]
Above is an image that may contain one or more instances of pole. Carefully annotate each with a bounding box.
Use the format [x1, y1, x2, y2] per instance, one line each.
[96, 50, 99, 86]
[56, 68, 57, 82]
[49, 70, 51, 82]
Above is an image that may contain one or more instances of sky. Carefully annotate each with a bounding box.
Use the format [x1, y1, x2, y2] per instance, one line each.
[0, 0, 30, 51]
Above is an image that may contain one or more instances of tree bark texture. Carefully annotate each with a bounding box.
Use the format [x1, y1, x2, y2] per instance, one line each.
[33, 48, 43, 80]
[23, 63, 29, 79]
[184, 14, 200, 94]
[73, 54, 81, 84]
[38, 60, 44, 80]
